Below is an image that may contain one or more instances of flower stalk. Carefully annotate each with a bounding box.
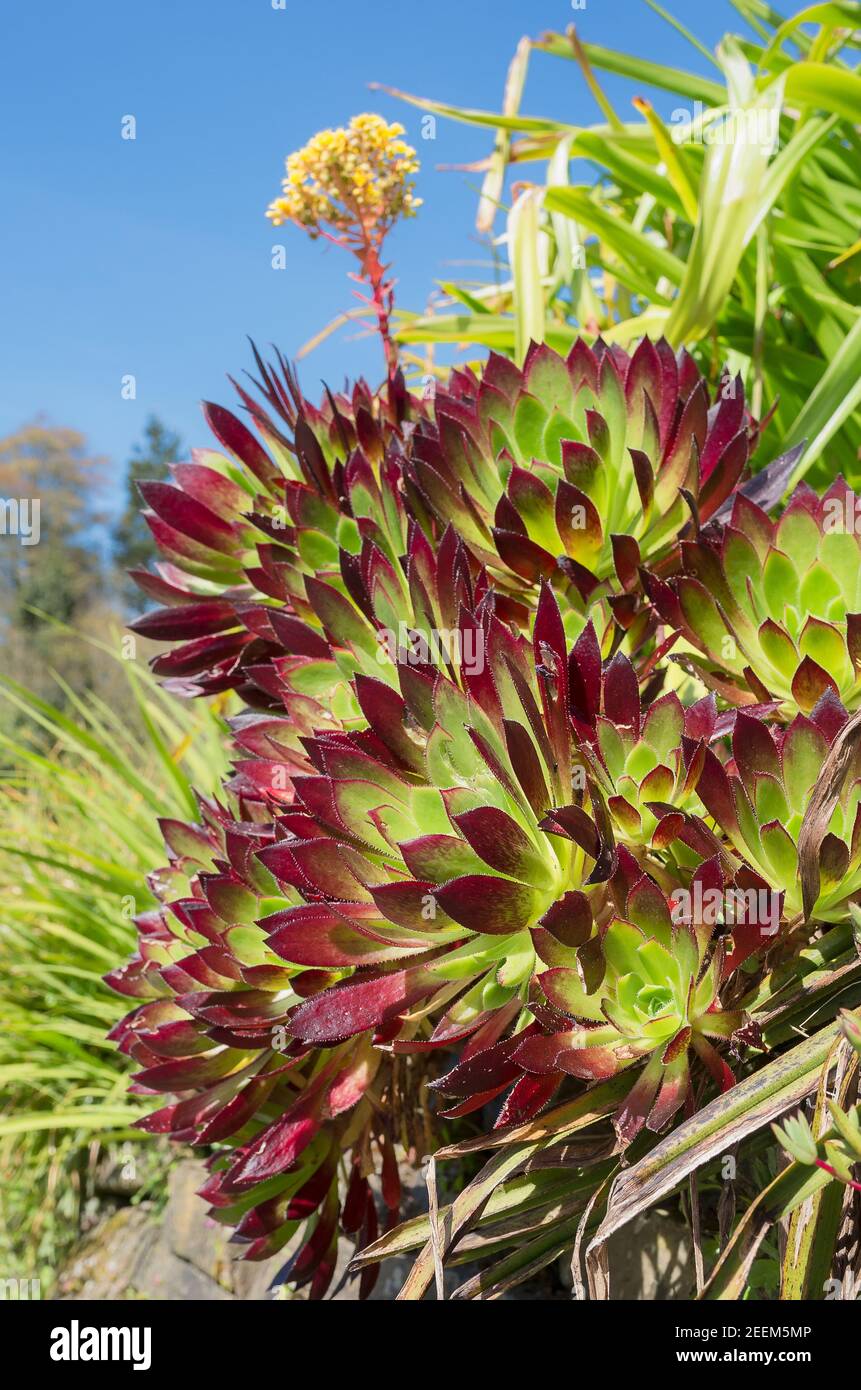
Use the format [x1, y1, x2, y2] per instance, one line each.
[267, 114, 421, 380]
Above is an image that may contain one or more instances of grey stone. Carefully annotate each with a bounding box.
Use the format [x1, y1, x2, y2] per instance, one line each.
[606, 1210, 695, 1300]
[59, 1156, 689, 1300]
[57, 1160, 288, 1301]
[56, 1206, 159, 1300]
[133, 1245, 235, 1301]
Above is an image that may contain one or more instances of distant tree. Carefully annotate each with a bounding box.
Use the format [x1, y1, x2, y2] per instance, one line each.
[0, 423, 114, 738]
[0, 422, 106, 629]
[112, 415, 183, 607]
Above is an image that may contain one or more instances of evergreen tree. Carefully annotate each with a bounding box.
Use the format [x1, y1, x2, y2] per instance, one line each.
[112, 415, 182, 608]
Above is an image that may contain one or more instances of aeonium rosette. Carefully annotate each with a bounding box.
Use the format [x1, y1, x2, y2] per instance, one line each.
[105, 794, 426, 1297]
[107, 581, 618, 1289]
[564, 618, 717, 852]
[646, 479, 861, 714]
[693, 695, 861, 922]
[272, 584, 611, 1071]
[226, 522, 533, 805]
[131, 344, 430, 703]
[404, 336, 773, 626]
[130, 336, 775, 722]
[505, 859, 767, 1143]
[109, 324, 855, 1295]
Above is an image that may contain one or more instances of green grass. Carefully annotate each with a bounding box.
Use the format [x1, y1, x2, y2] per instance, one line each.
[0, 631, 231, 1289]
[382, 2, 861, 486]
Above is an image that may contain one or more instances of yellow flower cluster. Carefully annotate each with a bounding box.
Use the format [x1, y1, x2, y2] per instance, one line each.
[266, 114, 421, 240]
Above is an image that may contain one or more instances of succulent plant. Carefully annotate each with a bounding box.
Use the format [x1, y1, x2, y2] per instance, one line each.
[111, 316, 861, 1302]
[646, 480, 861, 714]
[504, 861, 758, 1143]
[566, 622, 715, 850]
[109, 581, 617, 1281]
[132, 337, 774, 717]
[774, 1093, 861, 1196]
[404, 337, 760, 619]
[112, 558, 783, 1264]
[268, 584, 607, 1060]
[694, 698, 861, 921]
[105, 794, 425, 1295]
[131, 347, 426, 702]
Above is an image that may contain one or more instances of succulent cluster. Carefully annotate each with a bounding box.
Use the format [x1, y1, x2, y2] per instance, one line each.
[109, 334, 861, 1295]
[106, 796, 416, 1292]
[409, 341, 756, 608]
[511, 864, 748, 1142]
[694, 700, 861, 921]
[131, 349, 424, 703]
[647, 480, 861, 713]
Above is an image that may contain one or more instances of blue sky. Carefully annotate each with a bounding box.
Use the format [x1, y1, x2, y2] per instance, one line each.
[1, 0, 740, 511]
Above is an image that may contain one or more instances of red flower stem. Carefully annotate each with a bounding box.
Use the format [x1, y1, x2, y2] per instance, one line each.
[815, 1158, 861, 1191]
[359, 236, 397, 383]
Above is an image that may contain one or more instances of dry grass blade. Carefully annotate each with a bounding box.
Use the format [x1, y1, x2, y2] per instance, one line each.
[571, 1174, 612, 1300]
[450, 1211, 585, 1300]
[689, 1170, 705, 1295]
[426, 1153, 446, 1300]
[701, 1163, 831, 1298]
[395, 1079, 630, 1299]
[396, 1146, 529, 1300]
[585, 1015, 858, 1294]
[568, 26, 624, 132]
